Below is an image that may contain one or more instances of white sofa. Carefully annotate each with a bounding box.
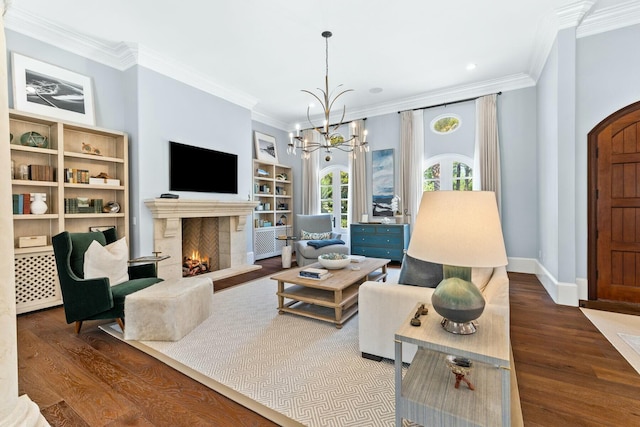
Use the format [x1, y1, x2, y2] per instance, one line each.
[358, 265, 509, 363]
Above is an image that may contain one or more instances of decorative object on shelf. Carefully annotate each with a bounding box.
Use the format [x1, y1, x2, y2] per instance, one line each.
[30, 193, 48, 215]
[10, 132, 13, 143]
[18, 164, 29, 180]
[277, 214, 287, 226]
[287, 31, 369, 160]
[276, 172, 288, 180]
[407, 191, 508, 334]
[18, 235, 47, 248]
[318, 252, 351, 270]
[256, 168, 269, 176]
[391, 194, 401, 214]
[103, 201, 121, 213]
[445, 355, 475, 390]
[372, 149, 394, 216]
[254, 131, 279, 163]
[89, 226, 115, 232]
[11, 52, 96, 125]
[81, 142, 101, 155]
[20, 131, 48, 148]
[409, 303, 429, 327]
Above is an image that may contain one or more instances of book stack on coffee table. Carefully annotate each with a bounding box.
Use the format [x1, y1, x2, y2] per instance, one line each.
[299, 267, 332, 280]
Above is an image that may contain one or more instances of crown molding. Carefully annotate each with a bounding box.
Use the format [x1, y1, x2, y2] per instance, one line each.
[251, 110, 290, 131]
[577, 0, 640, 38]
[4, 5, 258, 111]
[527, 12, 559, 84]
[133, 45, 258, 111]
[4, 6, 136, 70]
[557, 1, 595, 29]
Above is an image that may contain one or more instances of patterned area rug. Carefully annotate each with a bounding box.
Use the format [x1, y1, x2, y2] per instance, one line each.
[580, 308, 640, 375]
[102, 270, 406, 427]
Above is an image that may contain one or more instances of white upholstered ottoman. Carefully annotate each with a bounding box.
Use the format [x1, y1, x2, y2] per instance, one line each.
[124, 276, 214, 341]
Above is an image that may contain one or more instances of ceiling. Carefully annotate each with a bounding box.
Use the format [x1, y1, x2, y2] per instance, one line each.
[3, 0, 635, 129]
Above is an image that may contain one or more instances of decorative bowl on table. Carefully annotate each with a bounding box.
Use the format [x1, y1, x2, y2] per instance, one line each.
[318, 253, 351, 269]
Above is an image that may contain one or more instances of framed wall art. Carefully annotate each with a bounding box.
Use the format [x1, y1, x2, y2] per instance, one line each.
[254, 131, 279, 163]
[372, 148, 394, 216]
[11, 52, 96, 126]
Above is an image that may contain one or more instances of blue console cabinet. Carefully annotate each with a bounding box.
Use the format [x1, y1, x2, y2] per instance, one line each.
[350, 223, 410, 262]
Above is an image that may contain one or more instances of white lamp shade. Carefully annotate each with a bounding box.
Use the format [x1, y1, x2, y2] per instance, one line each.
[407, 191, 508, 268]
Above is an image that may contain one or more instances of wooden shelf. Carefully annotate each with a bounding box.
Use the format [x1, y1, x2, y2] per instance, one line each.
[253, 159, 293, 259]
[10, 108, 129, 314]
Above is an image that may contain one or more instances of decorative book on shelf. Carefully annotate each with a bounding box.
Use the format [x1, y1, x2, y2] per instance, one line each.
[64, 197, 104, 213]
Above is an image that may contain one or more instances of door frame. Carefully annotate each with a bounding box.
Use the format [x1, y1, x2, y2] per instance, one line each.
[587, 99, 640, 304]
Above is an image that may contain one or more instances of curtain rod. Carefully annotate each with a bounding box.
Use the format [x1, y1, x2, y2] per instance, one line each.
[397, 92, 502, 114]
[299, 117, 367, 133]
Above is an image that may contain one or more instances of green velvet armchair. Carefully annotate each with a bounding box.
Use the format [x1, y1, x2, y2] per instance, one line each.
[52, 229, 163, 333]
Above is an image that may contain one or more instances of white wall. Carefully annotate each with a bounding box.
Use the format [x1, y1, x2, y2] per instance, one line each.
[133, 66, 254, 257]
[537, 38, 560, 280]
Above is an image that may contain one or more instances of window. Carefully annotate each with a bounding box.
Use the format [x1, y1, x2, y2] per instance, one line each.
[423, 154, 473, 191]
[320, 166, 349, 233]
[430, 114, 461, 134]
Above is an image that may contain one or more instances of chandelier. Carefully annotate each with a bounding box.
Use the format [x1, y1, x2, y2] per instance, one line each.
[287, 31, 369, 160]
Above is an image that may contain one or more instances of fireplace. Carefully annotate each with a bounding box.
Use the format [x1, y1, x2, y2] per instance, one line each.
[182, 217, 217, 276]
[145, 199, 261, 281]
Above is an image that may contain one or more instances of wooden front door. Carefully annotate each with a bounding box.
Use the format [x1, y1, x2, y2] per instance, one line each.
[589, 100, 640, 304]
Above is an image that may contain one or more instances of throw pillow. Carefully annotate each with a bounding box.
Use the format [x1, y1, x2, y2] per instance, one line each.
[84, 237, 130, 286]
[398, 254, 443, 288]
[301, 229, 332, 240]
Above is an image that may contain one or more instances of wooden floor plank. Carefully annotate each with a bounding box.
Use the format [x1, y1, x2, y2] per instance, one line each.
[15, 258, 640, 426]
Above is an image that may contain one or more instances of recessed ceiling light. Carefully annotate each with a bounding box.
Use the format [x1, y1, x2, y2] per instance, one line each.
[369, 87, 383, 94]
[466, 63, 477, 71]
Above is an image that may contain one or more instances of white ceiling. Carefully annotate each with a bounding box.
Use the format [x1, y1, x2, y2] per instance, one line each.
[4, 0, 638, 130]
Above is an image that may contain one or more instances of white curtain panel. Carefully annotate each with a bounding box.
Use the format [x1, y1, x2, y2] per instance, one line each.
[301, 129, 320, 214]
[399, 110, 424, 226]
[410, 110, 424, 225]
[349, 119, 368, 223]
[475, 94, 502, 214]
[398, 111, 412, 224]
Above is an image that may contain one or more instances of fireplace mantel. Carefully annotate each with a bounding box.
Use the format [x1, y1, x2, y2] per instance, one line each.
[144, 198, 260, 281]
[145, 199, 258, 236]
[145, 199, 258, 220]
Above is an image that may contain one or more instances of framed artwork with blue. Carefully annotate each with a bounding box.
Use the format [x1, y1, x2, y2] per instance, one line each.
[372, 148, 394, 216]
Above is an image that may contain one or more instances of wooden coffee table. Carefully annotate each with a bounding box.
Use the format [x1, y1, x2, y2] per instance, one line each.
[271, 257, 390, 328]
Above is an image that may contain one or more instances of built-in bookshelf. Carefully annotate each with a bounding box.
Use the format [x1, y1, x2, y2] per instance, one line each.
[9, 109, 129, 313]
[252, 160, 293, 260]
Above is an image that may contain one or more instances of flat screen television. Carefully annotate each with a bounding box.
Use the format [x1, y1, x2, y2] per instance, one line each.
[169, 141, 238, 194]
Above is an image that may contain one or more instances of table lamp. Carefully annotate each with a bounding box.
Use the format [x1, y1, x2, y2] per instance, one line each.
[407, 191, 507, 334]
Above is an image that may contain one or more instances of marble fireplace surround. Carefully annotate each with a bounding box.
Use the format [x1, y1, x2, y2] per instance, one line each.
[144, 199, 260, 282]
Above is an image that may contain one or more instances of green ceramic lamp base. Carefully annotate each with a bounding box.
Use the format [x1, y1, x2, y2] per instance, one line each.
[432, 265, 485, 335]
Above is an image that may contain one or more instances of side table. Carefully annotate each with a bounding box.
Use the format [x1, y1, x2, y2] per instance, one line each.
[394, 302, 511, 426]
[128, 253, 170, 275]
[276, 235, 297, 268]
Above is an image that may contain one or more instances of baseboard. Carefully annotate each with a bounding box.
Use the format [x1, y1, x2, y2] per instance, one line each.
[506, 257, 537, 274]
[507, 257, 584, 307]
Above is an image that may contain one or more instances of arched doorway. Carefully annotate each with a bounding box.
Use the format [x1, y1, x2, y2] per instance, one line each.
[586, 100, 640, 312]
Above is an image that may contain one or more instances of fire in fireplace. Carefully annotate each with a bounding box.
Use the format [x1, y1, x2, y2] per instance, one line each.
[183, 250, 211, 277]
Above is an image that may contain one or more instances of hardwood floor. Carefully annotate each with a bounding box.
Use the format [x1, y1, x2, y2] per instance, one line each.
[17, 261, 640, 426]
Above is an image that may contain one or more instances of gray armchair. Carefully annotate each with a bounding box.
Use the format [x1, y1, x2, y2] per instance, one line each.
[294, 214, 349, 267]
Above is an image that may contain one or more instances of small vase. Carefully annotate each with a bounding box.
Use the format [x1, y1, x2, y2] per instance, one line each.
[30, 193, 48, 215]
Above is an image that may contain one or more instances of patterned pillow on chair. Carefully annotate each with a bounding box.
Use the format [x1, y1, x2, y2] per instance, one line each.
[301, 229, 332, 240]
